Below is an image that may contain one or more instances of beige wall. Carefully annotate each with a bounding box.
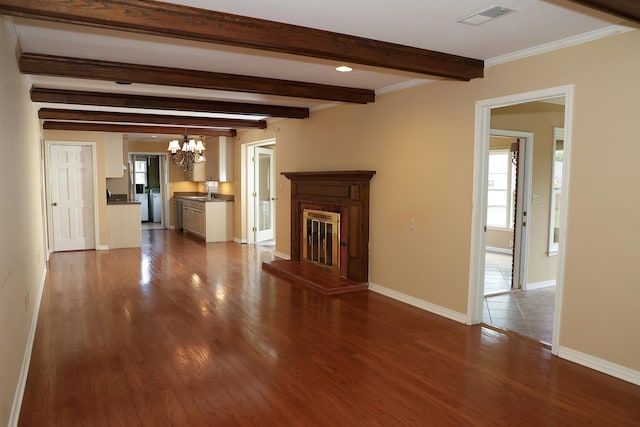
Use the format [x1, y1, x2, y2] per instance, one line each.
[0, 19, 47, 426]
[237, 30, 640, 372]
[491, 102, 564, 284]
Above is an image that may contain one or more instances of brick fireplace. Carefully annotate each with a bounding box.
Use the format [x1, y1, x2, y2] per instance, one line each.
[262, 170, 375, 295]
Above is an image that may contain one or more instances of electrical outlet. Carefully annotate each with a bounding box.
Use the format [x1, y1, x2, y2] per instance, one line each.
[532, 194, 540, 204]
[409, 218, 416, 230]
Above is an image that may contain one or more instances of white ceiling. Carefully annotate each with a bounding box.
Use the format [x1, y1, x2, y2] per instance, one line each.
[6, 0, 633, 141]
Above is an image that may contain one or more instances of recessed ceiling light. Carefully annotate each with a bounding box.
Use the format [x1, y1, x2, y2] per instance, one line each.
[458, 5, 517, 26]
[336, 65, 353, 73]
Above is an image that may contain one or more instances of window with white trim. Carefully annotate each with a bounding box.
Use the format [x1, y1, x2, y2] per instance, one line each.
[487, 149, 516, 229]
[134, 160, 147, 186]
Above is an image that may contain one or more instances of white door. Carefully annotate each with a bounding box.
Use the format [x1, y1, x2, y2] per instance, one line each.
[49, 144, 95, 251]
[254, 147, 275, 242]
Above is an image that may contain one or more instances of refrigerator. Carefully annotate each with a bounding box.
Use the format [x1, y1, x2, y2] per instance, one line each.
[135, 193, 149, 221]
[150, 188, 162, 223]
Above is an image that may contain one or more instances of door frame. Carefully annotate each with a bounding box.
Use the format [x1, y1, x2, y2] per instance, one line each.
[242, 138, 276, 244]
[489, 129, 534, 290]
[128, 152, 170, 229]
[254, 145, 276, 242]
[45, 140, 99, 252]
[467, 85, 574, 355]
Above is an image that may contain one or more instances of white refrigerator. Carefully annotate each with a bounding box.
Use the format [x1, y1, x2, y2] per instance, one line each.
[150, 188, 161, 223]
[135, 193, 149, 221]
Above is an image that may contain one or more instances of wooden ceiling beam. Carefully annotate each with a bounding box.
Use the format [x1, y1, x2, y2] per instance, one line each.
[31, 88, 310, 119]
[569, 0, 640, 23]
[42, 121, 237, 137]
[38, 108, 267, 129]
[0, 0, 483, 80]
[20, 53, 375, 104]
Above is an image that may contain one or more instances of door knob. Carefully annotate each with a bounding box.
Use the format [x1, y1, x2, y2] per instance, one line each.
[51, 202, 57, 206]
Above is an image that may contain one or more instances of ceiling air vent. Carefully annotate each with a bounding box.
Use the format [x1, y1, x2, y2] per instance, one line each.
[458, 5, 517, 26]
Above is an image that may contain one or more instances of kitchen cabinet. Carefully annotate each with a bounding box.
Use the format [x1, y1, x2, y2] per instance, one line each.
[204, 201, 234, 242]
[105, 133, 124, 178]
[184, 137, 233, 182]
[107, 203, 141, 248]
[181, 199, 234, 242]
[182, 200, 206, 238]
[205, 136, 234, 182]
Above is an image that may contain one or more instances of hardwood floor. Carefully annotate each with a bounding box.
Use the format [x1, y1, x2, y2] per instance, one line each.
[19, 230, 640, 426]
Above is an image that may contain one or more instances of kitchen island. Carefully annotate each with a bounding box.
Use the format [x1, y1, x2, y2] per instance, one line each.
[107, 199, 142, 249]
[174, 194, 234, 242]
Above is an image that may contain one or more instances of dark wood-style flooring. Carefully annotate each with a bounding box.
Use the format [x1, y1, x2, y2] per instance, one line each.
[19, 230, 640, 426]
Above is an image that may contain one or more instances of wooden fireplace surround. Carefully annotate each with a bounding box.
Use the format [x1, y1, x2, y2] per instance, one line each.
[282, 170, 376, 283]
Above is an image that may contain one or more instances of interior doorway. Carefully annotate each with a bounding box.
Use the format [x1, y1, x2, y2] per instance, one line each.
[246, 140, 276, 244]
[468, 86, 573, 354]
[484, 131, 532, 296]
[128, 153, 169, 230]
[45, 141, 98, 252]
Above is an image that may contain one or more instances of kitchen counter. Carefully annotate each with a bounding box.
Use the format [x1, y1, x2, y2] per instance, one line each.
[107, 199, 140, 205]
[174, 193, 234, 242]
[107, 193, 140, 205]
[174, 193, 235, 203]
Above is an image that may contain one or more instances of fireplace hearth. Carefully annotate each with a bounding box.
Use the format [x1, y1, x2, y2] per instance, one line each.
[262, 170, 375, 295]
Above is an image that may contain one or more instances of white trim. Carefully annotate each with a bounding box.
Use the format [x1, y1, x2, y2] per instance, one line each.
[243, 138, 276, 245]
[376, 78, 433, 95]
[490, 128, 534, 290]
[486, 25, 634, 67]
[468, 85, 574, 357]
[273, 251, 291, 260]
[97, 244, 109, 251]
[551, 86, 574, 355]
[486, 246, 512, 255]
[233, 237, 247, 244]
[9, 265, 47, 427]
[558, 347, 640, 386]
[369, 282, 467, 324]
[525, 280, 556, 291]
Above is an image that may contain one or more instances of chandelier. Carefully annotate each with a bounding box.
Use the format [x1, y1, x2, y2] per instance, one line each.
[167, 134, 206, 171]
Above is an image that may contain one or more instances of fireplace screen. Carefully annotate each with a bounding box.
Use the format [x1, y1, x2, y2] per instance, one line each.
[302, 209, 340, 272]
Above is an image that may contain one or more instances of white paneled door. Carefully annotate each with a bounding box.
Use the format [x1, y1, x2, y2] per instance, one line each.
[49, 144, 95, 251]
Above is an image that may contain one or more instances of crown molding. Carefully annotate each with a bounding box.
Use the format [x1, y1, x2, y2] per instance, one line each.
[486, 25, 635, 67]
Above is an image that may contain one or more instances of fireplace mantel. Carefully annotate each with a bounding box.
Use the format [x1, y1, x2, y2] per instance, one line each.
[282, 170, 375, 285]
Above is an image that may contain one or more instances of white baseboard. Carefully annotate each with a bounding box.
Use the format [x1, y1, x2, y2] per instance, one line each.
[273, 251, 291, 260]
[486, 246, 512, 254]
[558, 346, 640, 386]
[233, 237, 247, 244]
[368, 282, 467, 324]
[9, 265, 47, 427]
[96, 244, 109, 251]
[525, 280, 556, 291]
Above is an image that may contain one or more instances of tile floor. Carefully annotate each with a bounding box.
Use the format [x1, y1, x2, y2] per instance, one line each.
[483, 251, 556, 344]
[484, 251, 513, 294]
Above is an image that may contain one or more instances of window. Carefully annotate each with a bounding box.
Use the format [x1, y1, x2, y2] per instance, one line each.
[548, 128, 564, 255]
[134, 159, 147, 186]
[487, 149, 516, 229]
